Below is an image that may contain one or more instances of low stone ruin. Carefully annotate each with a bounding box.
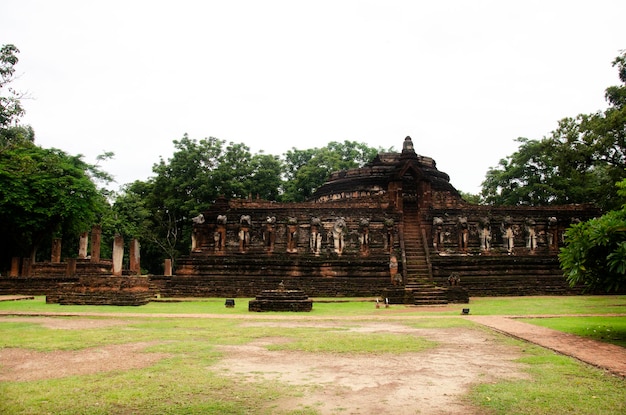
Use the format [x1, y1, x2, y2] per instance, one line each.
[46, 275, 152, 306]
[248, 283, 313, 312]
[5, 225, 154, 306]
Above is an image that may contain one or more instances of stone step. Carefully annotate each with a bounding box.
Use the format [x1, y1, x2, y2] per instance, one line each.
[413, 298, 448, 305]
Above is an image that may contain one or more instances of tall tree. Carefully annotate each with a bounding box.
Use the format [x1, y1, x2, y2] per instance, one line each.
[0, 142, 108, 267]
[481, 51, 626, 211]
[117, 135, 276, 271]
[0, 44, 24, 128]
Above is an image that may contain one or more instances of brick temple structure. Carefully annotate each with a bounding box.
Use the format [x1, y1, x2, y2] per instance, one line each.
[153, 136, 600, 303]
[0, 226, 152, 305]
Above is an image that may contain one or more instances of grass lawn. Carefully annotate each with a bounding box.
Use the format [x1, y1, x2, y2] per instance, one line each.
[2, 294, 626, 316]
[0, 295, 625, 414]
[519, 316, 626, 348]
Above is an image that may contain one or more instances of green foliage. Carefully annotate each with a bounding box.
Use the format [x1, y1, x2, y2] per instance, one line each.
[0, 141, 109, 266]
[249, 152, 283, 200]
[281, 140, 381, 202]
[559, 175, 626, 292]
[559, 205, 626, 292]
[0, 124, 34, 150]
[458, 190, 481, 204]
[0, 44, 24, 128]
[481, 51, 626, 211]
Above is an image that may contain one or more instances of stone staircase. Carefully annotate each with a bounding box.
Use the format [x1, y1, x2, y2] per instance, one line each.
[402, 203, 448, 305]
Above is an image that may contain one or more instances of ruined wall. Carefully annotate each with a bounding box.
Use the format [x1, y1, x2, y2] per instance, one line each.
[0, 276, 79, 296]
[152, 274, 391, 298]
[186, 198, 399, 257]
[166, 199, 403, 298]
[46, 276, 152, 305]
[425, 204, 600, 256]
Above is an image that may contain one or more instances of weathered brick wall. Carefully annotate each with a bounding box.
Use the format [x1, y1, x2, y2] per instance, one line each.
[431, 255, 591, 296]
[0, 276, 78, 296]
[191, 202, 401, 258]
[151, 275, 391, 298]
[47, 276, 152, 305]
[427, 204, 600, 255]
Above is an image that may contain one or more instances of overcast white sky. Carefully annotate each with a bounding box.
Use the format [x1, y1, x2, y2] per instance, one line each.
[2, 0, 624, 194]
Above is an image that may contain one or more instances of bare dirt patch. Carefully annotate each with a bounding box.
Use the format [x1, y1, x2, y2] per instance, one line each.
[215, 321, 528, 415]
[0, 316, 169, 382]
[0, 341, 170, 382]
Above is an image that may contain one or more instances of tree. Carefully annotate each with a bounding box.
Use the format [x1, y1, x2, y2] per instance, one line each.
[559, 177, 626, 292]
[281, 140, 382, 202]
[115, 135, 272, 272]
[0, 44, 25, 128]
[0, 141, 109, 268]
[481, 51, 626, 211]
[249, 153, 284, 201]
[212, 142, 255, 198]
[1, 125, 34, 151]
[458, 190, 481, 204]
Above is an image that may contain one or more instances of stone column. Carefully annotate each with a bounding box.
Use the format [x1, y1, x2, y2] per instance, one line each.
[90, 225, 102, 262]
[112, 234, 124, 276]
[129, 238, 141, 275]
[191, 231, 198, 251]
[164, 259, 172, 276]
[21, 258, 32, 277]
[66, 258, 77, 277]
[10, 257, 20, 277]
[51, 238, 62, 263]
[78, 231, 89, 259]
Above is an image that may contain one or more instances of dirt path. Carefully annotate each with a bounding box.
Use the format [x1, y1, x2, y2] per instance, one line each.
[467, 315, 626, 377]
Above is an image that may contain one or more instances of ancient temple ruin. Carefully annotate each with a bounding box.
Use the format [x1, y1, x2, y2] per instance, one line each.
[152, 137, 600, 303]
[0, 136, 602, 304]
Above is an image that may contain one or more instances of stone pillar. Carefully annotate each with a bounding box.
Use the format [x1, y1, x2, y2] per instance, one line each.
[78, 231, 89, 259]
[21, 258, 32, 277]
[112, 234, 124, 276]
[164, 259, 172, 276]
[90, 225, 102, 262]
[51, 238, 62, 263]
[10, 257, 20, 277]
[129, 238, 141, 275]
[66, 258, 77, 277]
[191, 231, 198, 251]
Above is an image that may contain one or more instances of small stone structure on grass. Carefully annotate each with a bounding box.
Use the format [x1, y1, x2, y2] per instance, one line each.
[248, 282, 313, 312]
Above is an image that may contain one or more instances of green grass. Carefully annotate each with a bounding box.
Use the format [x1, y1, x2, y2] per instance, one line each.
[1, 295, 625, 414]
[267, 330, 437, 353]
[464, 295, 626, 316]
[0, 345, 289, 415]
[0, 316, 443, 414]
[470, 343, 626, 415]
[519, 316, 626, 348]
[2, 295, 625, 316]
